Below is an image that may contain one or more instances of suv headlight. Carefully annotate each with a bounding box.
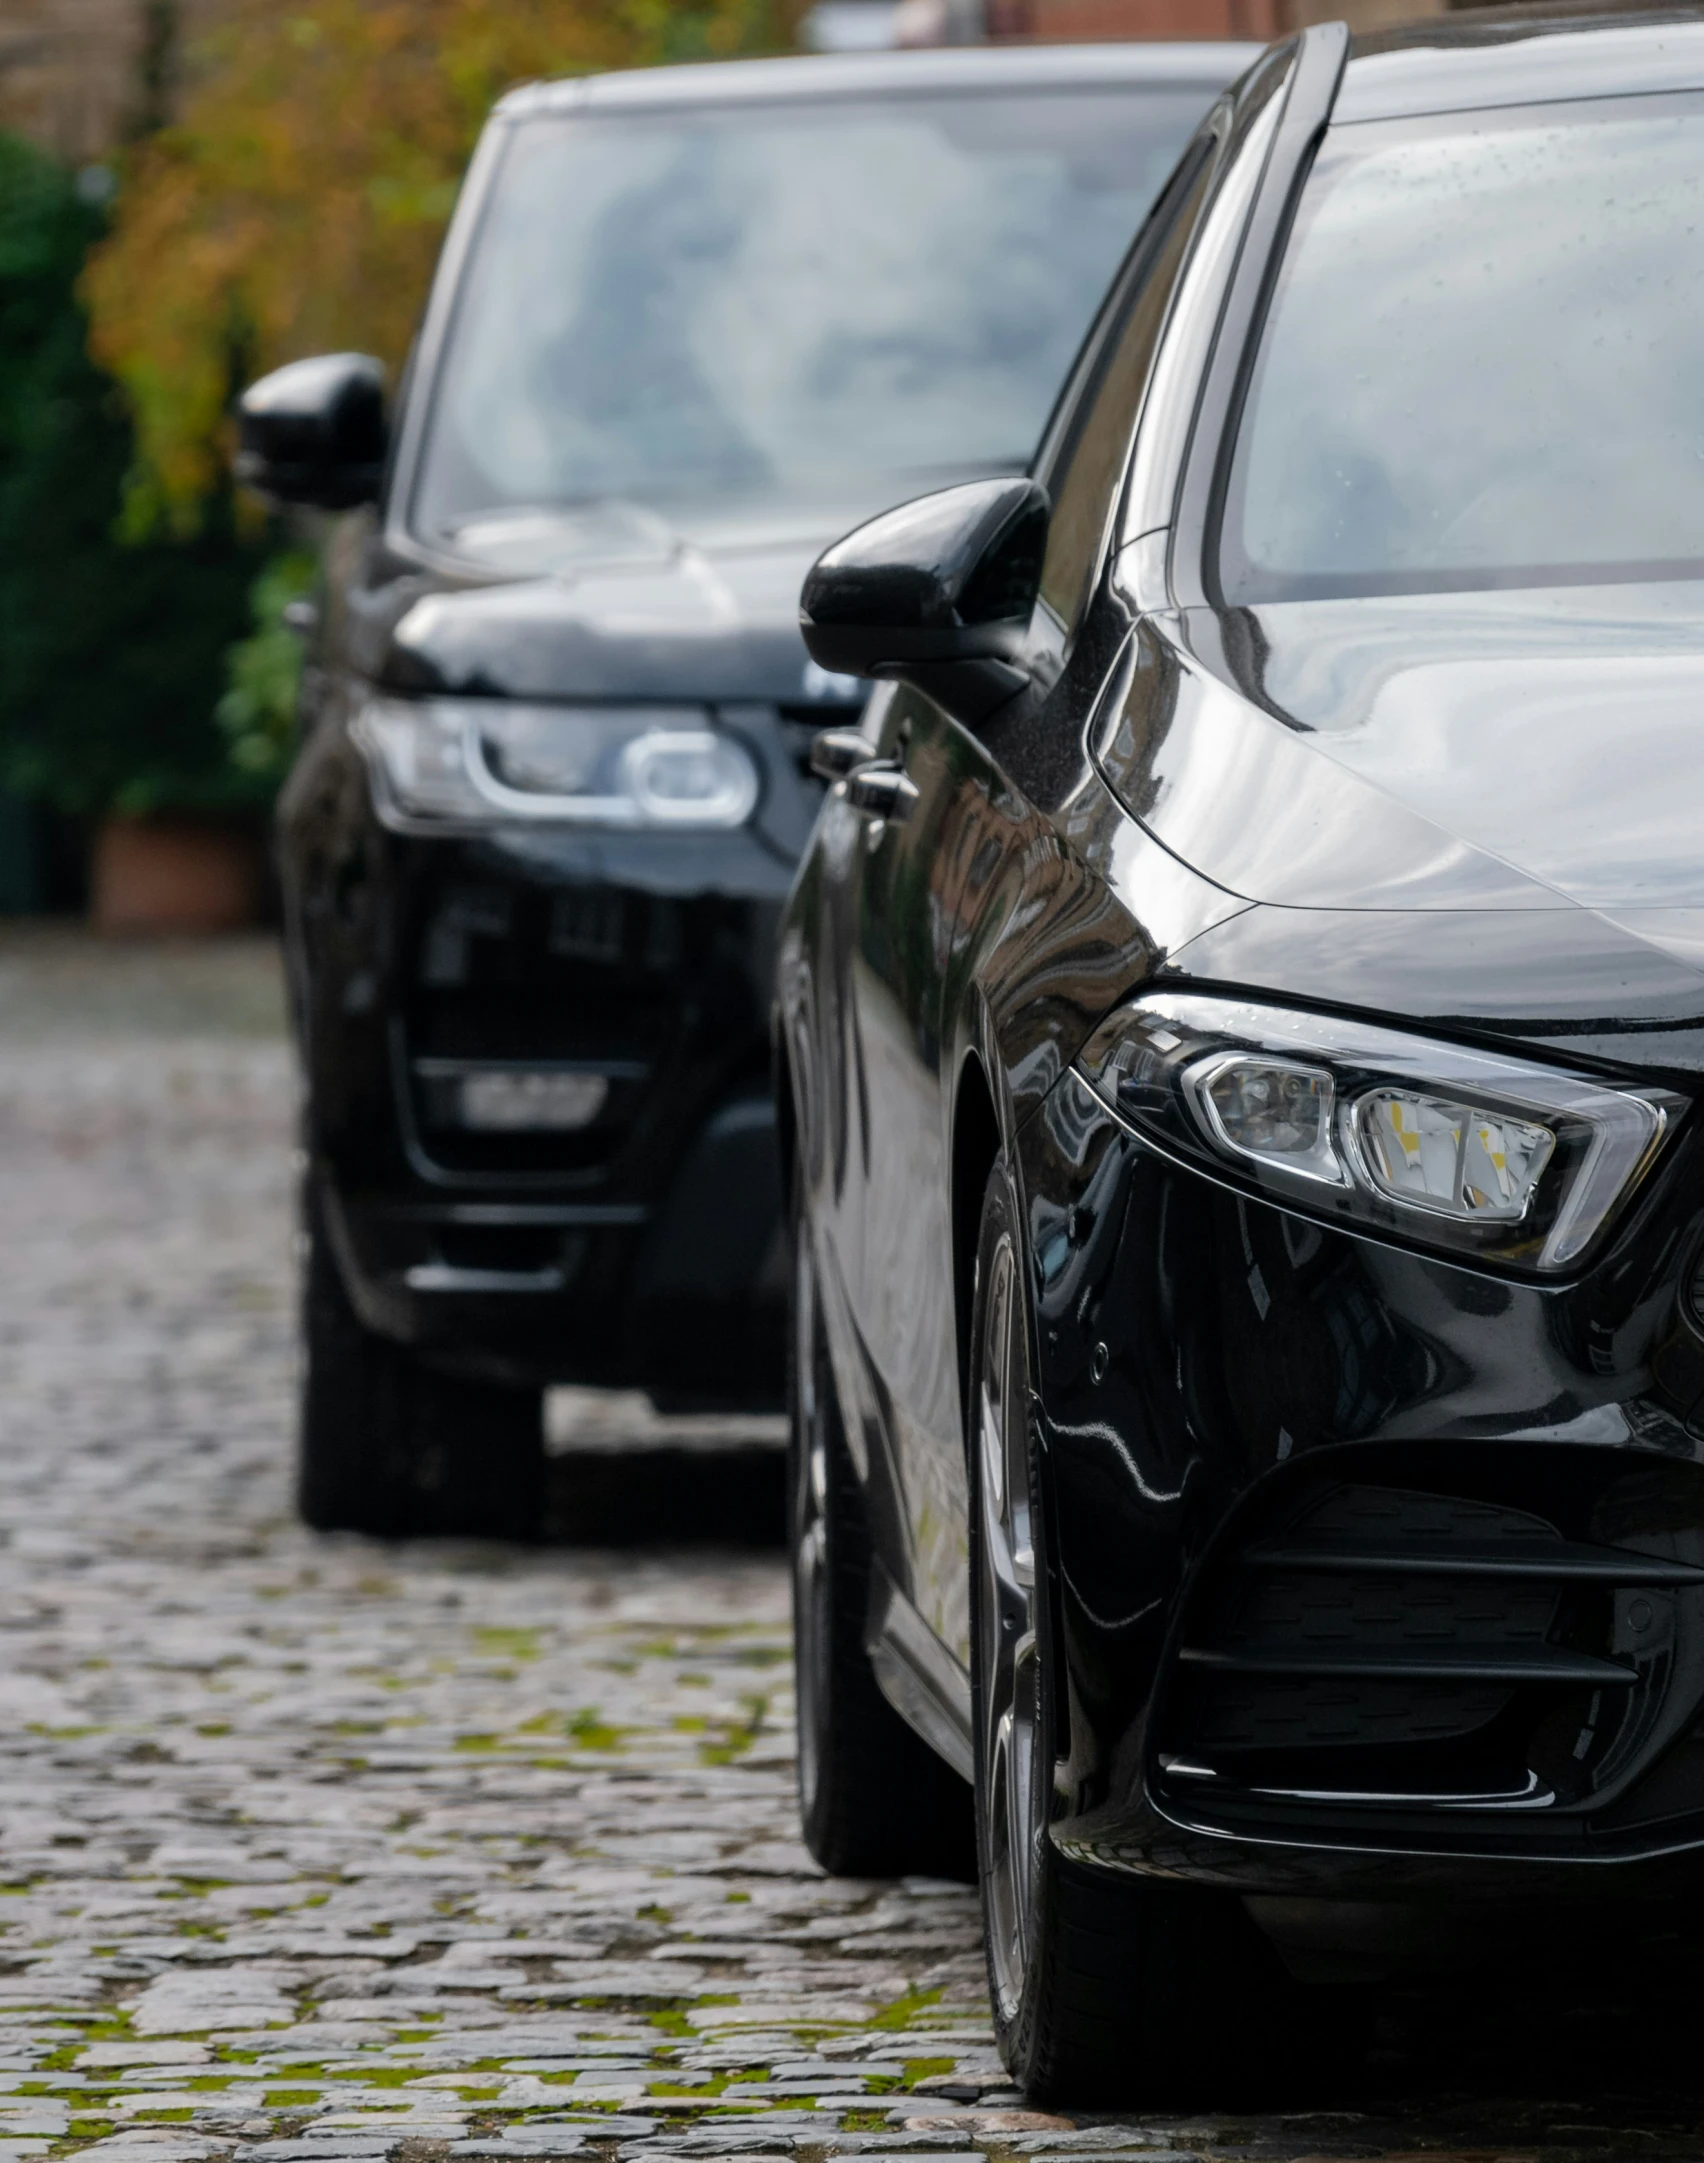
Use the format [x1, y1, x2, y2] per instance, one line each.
[353, 697, 761, 830]
[1076, 993, 1683, 1274]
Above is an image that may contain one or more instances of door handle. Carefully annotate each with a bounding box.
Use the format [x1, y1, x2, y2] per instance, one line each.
[810, 728, 875, 783]
[845, 762, 919, 823]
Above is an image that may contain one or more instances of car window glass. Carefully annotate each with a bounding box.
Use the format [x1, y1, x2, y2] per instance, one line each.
[411, 88, 1211, 561]
[1034, 138, 1215, 633]
[1219, 93, 1704, 601]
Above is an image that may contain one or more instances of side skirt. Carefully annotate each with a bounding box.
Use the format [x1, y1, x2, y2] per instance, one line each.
[866, 1560, 975, 1783]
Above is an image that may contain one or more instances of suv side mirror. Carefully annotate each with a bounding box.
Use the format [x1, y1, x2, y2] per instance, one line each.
[236, 353, 388, 511]
[799, 477, 1047, 727]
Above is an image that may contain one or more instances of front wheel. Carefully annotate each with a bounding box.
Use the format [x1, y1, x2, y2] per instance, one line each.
[298, 1179, 544, 1540]
[968, 1158, 1295, 2104]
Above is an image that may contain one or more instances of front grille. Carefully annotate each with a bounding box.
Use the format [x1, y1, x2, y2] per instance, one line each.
[1189, 1675, 1513, 1757]
[1159, 1451, 1704, 1815]
[399, 875, 763, 1182]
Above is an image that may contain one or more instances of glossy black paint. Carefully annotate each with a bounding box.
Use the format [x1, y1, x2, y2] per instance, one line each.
[279, 505, 815, 1403]
[777, 9, 1704, 1959]
[270, 45, 1246, 1408]
[799, 478, 1046, 723]
[237, 353, 388, 511]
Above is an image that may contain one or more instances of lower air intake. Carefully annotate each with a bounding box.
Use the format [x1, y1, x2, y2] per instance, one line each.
[1158, 1449, 1704, 1816]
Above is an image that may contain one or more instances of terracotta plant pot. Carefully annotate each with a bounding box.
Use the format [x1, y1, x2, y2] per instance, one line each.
[91, 814, 265, 935]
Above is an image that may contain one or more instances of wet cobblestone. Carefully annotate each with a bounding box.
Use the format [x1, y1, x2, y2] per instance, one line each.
[2, 934, 1704, 2163]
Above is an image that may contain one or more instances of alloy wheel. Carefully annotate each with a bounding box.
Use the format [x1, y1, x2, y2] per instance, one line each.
[791, 1222, 831, 1820]
[977, 1226, 1045, 2023]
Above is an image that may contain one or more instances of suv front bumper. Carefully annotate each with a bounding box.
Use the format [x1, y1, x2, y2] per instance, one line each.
[280, 747, 812, 1402]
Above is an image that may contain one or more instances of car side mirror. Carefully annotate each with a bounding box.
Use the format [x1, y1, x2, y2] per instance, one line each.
[235, 353, 388, 511]
[799, 477, 1047, 727]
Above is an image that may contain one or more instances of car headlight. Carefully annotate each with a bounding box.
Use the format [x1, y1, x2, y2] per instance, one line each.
[352, 697, 761, 830]
[1075, 992, 1683, 1274]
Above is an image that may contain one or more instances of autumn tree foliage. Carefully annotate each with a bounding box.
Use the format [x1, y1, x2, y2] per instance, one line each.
[0, 132, 262, 818]
[83, 0, 799, 530]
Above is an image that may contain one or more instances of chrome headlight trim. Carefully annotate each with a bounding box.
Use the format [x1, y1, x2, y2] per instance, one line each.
[1075, 992, 1683, 1274]
[351, 696, 761, 832]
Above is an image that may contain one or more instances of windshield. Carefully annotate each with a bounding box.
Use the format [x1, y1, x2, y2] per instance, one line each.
[413, 87, 1207, 552]
[1219, 95, 1704, 603]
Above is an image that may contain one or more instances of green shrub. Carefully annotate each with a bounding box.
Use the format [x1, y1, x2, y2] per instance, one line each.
[0, 131, 266, 818]
[216, 551, 316, 790]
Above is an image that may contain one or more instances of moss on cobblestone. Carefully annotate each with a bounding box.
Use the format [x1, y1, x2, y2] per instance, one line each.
[0, 965, 1341, 2163]
[475, 1629, 541, 1661]
[567, 1709, 627, 1751]
[697, 1695, 768, 1766]
[867, 1990, 943, 2030]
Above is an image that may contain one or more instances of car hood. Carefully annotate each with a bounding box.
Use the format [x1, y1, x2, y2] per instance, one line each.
[1103, 582, 1704, 1068]
[1111, 583, 1704, 923]
[374, 497, 881, 706]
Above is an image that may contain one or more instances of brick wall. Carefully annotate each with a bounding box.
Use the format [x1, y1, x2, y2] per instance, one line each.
[0, 0, 234, 163]
[1, 0, 1455, 164]
[993, 0, 1446, 40]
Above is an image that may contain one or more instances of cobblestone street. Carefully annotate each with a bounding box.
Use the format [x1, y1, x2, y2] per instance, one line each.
[2, 931, 1704, 2163]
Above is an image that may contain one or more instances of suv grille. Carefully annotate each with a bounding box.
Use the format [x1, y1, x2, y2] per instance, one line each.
[398, 874, 768, 1183]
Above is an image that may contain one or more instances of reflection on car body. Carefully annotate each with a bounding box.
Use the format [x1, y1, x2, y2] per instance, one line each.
[777, 9, 1704, 2103]
[237, 42, 1249, 1537]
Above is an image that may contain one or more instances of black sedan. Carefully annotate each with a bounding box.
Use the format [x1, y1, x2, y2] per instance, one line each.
[777, 5, 1704, 2103]
[234, 41, 1248, 1539]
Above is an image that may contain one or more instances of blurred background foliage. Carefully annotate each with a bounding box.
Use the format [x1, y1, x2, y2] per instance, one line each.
[83, 0, 803, 533]
[215, 549, 316, 789]
[0, 129, 262, 822]
[0, 0, 799, 876]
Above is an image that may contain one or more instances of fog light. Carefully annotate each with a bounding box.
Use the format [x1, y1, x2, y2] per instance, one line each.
[1353, 1090, 1553, 1222]
[458, 1070, 608, 1132]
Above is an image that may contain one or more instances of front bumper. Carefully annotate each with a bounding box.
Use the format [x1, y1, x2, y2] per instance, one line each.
[323, 1084, 785, 1401]
[279, 722, 819, 1401]
[1018, 1062, 1704, 1905]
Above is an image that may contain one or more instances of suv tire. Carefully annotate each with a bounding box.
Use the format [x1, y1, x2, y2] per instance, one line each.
[299, 1179, 544, 1540]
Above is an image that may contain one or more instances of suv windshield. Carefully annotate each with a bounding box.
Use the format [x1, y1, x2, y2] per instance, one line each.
[413, 87, 1204, 552]
[1219, 95, 1704, 602]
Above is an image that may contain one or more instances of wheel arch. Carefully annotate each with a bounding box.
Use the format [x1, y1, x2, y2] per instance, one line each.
[951, 1049, 1002, 1443]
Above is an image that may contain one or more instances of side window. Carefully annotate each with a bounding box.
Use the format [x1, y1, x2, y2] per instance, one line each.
[1033, 135, 1217, 634]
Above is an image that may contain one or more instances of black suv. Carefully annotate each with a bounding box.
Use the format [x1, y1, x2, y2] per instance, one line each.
[237, 40, 1250, 1536]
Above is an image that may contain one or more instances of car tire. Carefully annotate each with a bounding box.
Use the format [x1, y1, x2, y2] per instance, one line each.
[968, 1157, 1302, 2104]
[789, 1181, 974, 1879]
[298, 1178, 544, 1540]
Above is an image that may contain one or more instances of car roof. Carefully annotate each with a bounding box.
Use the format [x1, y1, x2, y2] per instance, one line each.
[1338, 3, 1704, 124]
[496, 41, 1260, 121]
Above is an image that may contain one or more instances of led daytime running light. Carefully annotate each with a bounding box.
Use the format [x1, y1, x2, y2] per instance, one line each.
[353, 696, 760, 831]
[1077, 994, 1680, 1274]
